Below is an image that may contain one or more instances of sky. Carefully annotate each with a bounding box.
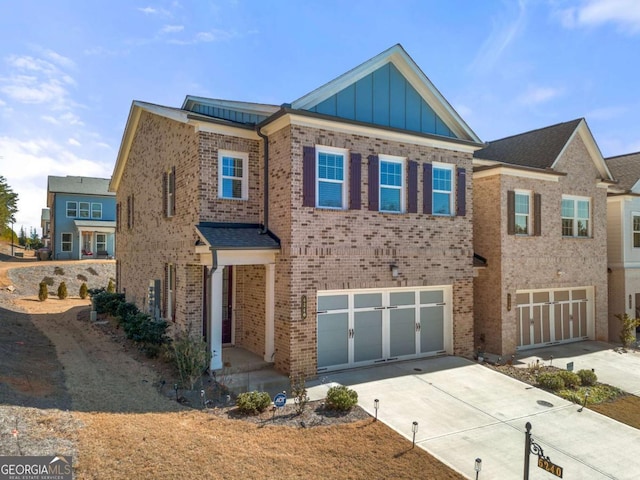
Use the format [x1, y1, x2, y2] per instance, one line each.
[1, 0, 640, 234]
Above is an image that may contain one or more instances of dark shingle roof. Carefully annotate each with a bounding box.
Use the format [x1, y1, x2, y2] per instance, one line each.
[473, 119, 583, 169]
[606, 152, 640, 192]
[196, 223, 280, 250]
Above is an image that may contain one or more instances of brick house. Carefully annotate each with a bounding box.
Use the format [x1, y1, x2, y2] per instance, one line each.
[605, 152, 640, 340]
[110, 44, 483, 376]
[472, 119, 614, 357]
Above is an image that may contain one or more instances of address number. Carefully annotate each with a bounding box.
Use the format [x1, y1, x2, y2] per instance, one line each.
[538, 457, 563, 478]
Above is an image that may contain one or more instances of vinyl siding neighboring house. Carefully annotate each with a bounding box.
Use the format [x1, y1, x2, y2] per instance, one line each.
[473, 119, 614, 357]
[110, 44, 484, 376]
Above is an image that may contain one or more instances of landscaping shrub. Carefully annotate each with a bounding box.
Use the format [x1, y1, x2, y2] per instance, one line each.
[616, 313, 639, 348]
[116, 301, 139, 325]
[86, 267, 98, 276]
[77, 274, 88, 282]
[556, 370, 581, 389]
[290, 374, 309, 414]
[54, 266, 65, 276]
[41, 276, 54, 287]
[172, 332, 211, 389]
[106, 279, 115, 293]
[79, 282, 88, 300]
[325, 385, 358, 411]
[236, 391, 272, 414]
[57, 281, 68, 300]
[38, 282, 48, 302]
[577, 369, 598, 387]
[537, 372, 565, 391]
[92, 291, 124, 315]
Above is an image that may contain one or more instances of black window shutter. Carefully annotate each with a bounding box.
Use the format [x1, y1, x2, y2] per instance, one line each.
[423, 163, 433, 214]
[162, 171, 167, 217]
[368, 155, 379, 211]
[507, 190, 515, 235]
[162, 264, 168, 319]
[350, 153, 361, 210]
[116, 202, 120, 233]
[456, 167, 466, 216]
[407, 160, 418, 213]
[170, 166, 176, 216]
[533, 193, 542, 236]
[131, 194, 135, 228]
[302, 146, 315, 207]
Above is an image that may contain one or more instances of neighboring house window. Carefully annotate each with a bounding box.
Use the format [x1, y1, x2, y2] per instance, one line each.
[633, 214, 640, 248]
[432, 164, 453, 215]
[515, 191, 530, 235]
[316, 146, 348, 209]
[61, 233, 72, 252]
[379, 155, 405, 213]
[66, 201, 77, 217]
[562, 196, 590, 237]
[96, 233, 106, 252]
[92, 203, 102, 219]
[79, 202, 90, 218]
[218, 150, 248, 200]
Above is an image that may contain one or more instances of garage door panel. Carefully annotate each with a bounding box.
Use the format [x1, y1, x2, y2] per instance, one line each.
[390, 308, 416, 357]
[421, 305, 444, 352]
[354, 310, 383, 363]
[317, 313, 348, 368]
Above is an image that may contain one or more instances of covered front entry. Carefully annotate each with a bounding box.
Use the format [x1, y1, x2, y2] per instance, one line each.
[317, 286, 452, 372]
[515, 287, 593, 350]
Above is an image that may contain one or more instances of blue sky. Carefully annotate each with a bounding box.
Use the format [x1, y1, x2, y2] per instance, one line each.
[1, 0, 640, 233]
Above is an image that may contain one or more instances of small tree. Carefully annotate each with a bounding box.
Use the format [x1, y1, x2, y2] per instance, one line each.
[38, 282, 48, 301]
[79, 282, 88, 299]
[57, 281, 68, 300]
[616, 313, 639, 348]
[106, 279, 115, 293]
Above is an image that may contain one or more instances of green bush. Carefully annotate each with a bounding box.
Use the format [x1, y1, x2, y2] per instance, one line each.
[116, 301, 139, 325]
[577, 369, 598, 387]
[41, 276, 54, 286]
[236, 391, 272, 414]
[172, 333, 211, 389]
[79, 282, 88, 300]
[106, 279, 115, 293]
[557, 370, 581, 389]
[537, 372, 565, 391]
[38, 282, 48, 302]
[325, 385, 358, 411]
[616, 313, 639, 348]
[92, 291, 125, 315]
[57, 281, 68, 300]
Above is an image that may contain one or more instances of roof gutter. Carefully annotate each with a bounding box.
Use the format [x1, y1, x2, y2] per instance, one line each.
[208, 247, 218, 277]
[256, 125, 269, 234]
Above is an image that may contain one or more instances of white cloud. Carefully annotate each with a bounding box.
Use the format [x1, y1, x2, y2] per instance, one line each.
[517, 85, 562, 106]
[68, 138, 81, 146]
[41, 49, 76, 69]
[138, 6, 171, 16]
[468, 0, 528, 74]
[161, 25, 184, 34]
[167, 28, 239, 45]
[0, 75, 68, 104]
[556, 0, 640, 34]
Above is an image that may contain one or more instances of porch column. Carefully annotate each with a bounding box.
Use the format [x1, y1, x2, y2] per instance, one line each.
[264, 263, 275, 363]
[210, 266, 224, 371]
[77, 229, 83, 260]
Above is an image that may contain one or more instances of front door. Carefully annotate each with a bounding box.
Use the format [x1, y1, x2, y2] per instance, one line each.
[222, 267, 233, 344]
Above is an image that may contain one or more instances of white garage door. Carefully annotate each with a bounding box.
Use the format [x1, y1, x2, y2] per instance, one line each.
[516, 287, 593, 350]
[317, 286, 452, 372]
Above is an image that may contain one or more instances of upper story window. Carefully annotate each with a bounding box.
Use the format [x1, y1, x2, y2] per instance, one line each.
[218, 150, 248, 200]
[562, 196, 590, 238]
[379, 155, 405, 213]
[316, 146, 348, 209]
[633, 214, 640, 248]
[515, 191, 530, 235]
[79, 202, 90, 218]
[432, 164, 453, 215]
[91, 203, 102, 219]
[66, 201, 77, 217]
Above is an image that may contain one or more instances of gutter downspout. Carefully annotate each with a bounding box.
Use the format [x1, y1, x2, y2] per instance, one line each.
[208, 247, 218, 276]
[256, 126, 269, 234]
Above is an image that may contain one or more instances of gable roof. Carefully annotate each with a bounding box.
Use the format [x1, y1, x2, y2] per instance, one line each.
[182, 97, 279, 124]
[196, 223, 280, 250]
[48, 176, 114, 196]
[291, 44, 481, 143]
[606, 152, 640, 192]
[474, 118, 613, 181]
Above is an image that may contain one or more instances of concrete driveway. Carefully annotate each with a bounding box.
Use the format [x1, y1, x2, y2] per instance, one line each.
[307, 343, 640, 479]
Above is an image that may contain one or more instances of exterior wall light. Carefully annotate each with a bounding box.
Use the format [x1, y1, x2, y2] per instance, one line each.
[390, 264, 399, 278]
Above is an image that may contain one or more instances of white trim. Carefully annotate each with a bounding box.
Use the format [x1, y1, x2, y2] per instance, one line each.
[514, 189, 532, 236]
[91, 202, 102, 219]
[473, 165, 561, 182]
[260, 113, 481, 154]
[66, 201, 77, 218]
[78, 201, 90, 219]
[196, 249, 277, 266]
[316, 145, 349, 210]
[61, 232, 73, 252]
[561, 195, 591, 238]
[378, 154, 406, 213]
[632, 211, 640, 249]
[218, 149, 249, 201]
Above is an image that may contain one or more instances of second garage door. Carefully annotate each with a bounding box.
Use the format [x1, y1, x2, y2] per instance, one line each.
[317, 286, 452, 372]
